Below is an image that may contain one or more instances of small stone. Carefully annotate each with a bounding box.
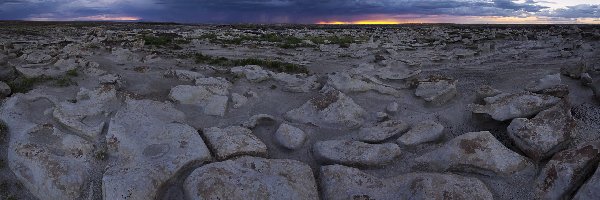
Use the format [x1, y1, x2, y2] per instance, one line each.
[581, 73, 592, 86]
[385, 102, 399, 113]
[561, 61, 587, 79]
[475, 85, 502, 102]
[397, 120, 444, 146]
[375, 112, 389, 122]
[231, 93, 248, 109]
[202, 126, 268, 160]
[313, 140, 401, 167]
[0, 81, 11, 98]
[274, 123, 307, 150]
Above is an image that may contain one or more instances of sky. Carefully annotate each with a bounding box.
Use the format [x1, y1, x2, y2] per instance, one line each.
[0, 0, 599, 24]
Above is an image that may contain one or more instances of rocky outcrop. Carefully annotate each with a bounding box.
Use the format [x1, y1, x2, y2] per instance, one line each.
[164, 69, 205, 82]
[415, 76, 458, 105]
[535, 141, 600, 200]
[470, 92, 561, 121]
[397, 120, 444, 146]
[285, 88, 366, 130]
[416, 131, 533, 176]
[313, 140, 401, 167]
[525, 73, 562, 92]
[573, 167, 600, 200]
[0, 81, 10, 98]
[103, 99, 212, 200]
[202, 126, 268, 160]
[320, 165, 494, 200]
[169, 78, 231, 117]
[184, 157, 319, 200]
[561, 61, 587, 79]
[327, 71, 401, 97]
[507, 100, 576, 161]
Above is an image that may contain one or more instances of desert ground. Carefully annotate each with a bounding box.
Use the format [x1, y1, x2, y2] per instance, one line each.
[0, 21, 600, 200]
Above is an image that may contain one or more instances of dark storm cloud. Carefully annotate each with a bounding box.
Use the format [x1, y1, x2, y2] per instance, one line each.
[0, 0, 597, 23]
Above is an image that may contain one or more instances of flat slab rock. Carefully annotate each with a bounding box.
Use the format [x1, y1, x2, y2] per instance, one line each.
[416, 131, 533, 176]
[202, 126, 268, 160]
[415, 76, 458, 105]
[507, 100, 576, 161]
[573, 166, 600, 200]
[535, 141, 600, 200]
[397, 120, 444, 146]
[314, 140, 401, 167]
[169, 84, 229, 117]
[470, 92, 561, 121]
[327, 72, 401, 97]
[184, 156, 319, 200]
[320, 165, 494, 200]
[285, 88, 366, 130]
[103, 99, 212, 200]
[358, 120, 409, 143]
[1, 91, 94, 200]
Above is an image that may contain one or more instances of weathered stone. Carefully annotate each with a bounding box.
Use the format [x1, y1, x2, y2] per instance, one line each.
[164, 69, 205, 82]
[358, 120, 409, 143]
[535, 141, 600, 200]
[1, 91, 94, 200]
[272, 73, 320, 93]
[274, 123, 307, 150]
[194, 77, 232, 95]
[0, 81, 11, 98]
[320, 165, 494, 200]
[561, 61, 587, 79]
[526, 73, 562, 92]
[375, 65, 421, 80]
[231, 93, 248, 108]
[313, 140, 401, 167]
[594, 79, 600, 102]
[21, 51, 52, 64]
[573, 167, 600, 200]
[53, 86, 120, 140]
[475, 85, 502, 102]
[242, 114, 276, 128]
[169, 85, 229, 117]
[103, 99, 212, 200]
[415, 76, 458, 105]
[507, 100, 576, 161]
[397, 120, 444, 146]
[184, 157, 319, 200]
[416, 131, 533, 176]
[470, 92, 561, 121]
[581, 73, 593, 86]
[385, 102, 399, 113]
[111, 48, 139, 63]
[327, 72, 401, 97]
[16, 59, 79, 78]
[285, 88, 366, 130]
[533, 84, 569, 98]
[98, 73, 123, 86]
[231, 65, 273, 82]
[202, 126, 268, 160]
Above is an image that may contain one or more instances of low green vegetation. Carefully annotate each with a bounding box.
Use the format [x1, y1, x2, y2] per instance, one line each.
[6, 76, 53, 94]
[193, 53, 308, 74]
[66, 69, 78, 77]
[142, 33, 189, 48]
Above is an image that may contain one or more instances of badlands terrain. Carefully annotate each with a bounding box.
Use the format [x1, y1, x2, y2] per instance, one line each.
[0, 21, 600, 200]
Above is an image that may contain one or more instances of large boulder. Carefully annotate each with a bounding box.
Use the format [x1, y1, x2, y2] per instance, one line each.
[414, 76, 458, 105]
[507, 100, 576, 161]
[470, 92, 561, 121]
[358, 120, 409, 143]
[184, 156, 319, 200]
[52, 86, 121, 140]
[320, 165, 494, 200]
[0, 91, 95, 200]
[202, 126, 268, 160]
[313, 140, 401, 167]
[416, 131, 533, 176]
[535, 141, 600, 200]
[285, 88, 366, 130]
[103, 99, 212, 200]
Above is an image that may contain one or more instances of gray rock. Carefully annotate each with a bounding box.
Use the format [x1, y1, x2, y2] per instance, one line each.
[111, 48, 139, 63]
[164, 69, 205, 82]
[327, 72, 401, 97]
[573, 167, 600, 200]
[272, 72, 320, 93]
[194, 77, 232, 95]
[320, 165, 494, 200]
[416, 131, 533, 176]
[169, 84, 229, 117]
[0, 81, 11, 98]
[53, 86, 120, 140]
[184, 156, 319, 200]
[475, 85, 502, 102]
[231, 65, 273, 83]
[415, 76, 458, 105]
[16, 59, 79, 78]
[358, 120, 409, 143]
[285, 88, 366, 130]
[231, 93, 248, 109]
[535, 141, 600, 200]
[375, 65, 421, 80]
[385, 102, 399, 113]
[470, 92, 561, 121]
[526, 73, 561, 92]
[313, 140, 401, 167]
[202, 126, 268, 160]
[533, 84, 569, 98]
[375, 112, 389, 122]
[98, 73, 123, 86]
[21, 51, 52, 64]
[274, 123, 307, 150]
[507, 100, 576, 161]
[561, 61, 587, 79]
[581, 73, 593, 86]
[1, 91, 94, 200]
[242, 114, 276, 128]
[397, 120, 444, 146]
[103, 99, 212, 200]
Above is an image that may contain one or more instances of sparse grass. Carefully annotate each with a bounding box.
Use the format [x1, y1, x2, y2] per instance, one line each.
[53, 77, 76, 87]
[66, 69, 78, 77]
[6, 76, 52, 94]
[308, 35, 362, 48]
[95, 150, 108, 161]
[193, 53, 309, 74]
[142, 33, 188, 48]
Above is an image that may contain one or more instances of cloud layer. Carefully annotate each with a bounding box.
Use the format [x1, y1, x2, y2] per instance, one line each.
[0, 0, 599, 23]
